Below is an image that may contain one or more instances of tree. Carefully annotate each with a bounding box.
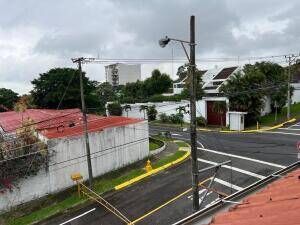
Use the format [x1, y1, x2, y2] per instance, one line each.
[176, 106, 188, 127]
[123, 104, 131, 117]
[96, 82, 116, 112]
[220, 69, 266, 125]
[143, 69, 172, 96]
[147, 105, 157, 121]
[0, 88, 19, 111]
[212, 101, 227, 127]
[107, 102, 122, 116]
[139, 105, 148, 119]
[31, 68, 99, 109]
[178, 64, 205, 100]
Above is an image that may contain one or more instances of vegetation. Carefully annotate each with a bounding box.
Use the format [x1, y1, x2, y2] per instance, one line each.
[220, 62, 291, 125]
[149, 137, 164, 151]
[196, 116, 207, 127]
[122, 104, 131, 117]
[0, 88, 19, 111]
[5, 140, 187, 225]
[175, 141, 189, 147]
[31, 68, 100, 109]
[0, 119, 48, 192]
[139, 105, 148, 119]
[147, 105, 158, 121]
[107, 102, 122, 116]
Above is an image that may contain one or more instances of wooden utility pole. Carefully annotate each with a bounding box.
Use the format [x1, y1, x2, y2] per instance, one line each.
[189, 15, 199, 211]
[77, 58, 93, 188]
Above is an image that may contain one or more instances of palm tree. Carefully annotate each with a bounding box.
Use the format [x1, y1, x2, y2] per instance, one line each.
[212, 101, 227, 128]
[176, 106, 187, 127]
[123, 104, 131, 117]
[139, 105, 148, 119]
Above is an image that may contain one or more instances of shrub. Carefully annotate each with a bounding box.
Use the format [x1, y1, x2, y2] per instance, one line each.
[196, 116, 207, 127]
[107, 102, 122, 116]
[169, 113, 184, 124]
[147, 105, 157, 121]
[159, 113, 169, 123]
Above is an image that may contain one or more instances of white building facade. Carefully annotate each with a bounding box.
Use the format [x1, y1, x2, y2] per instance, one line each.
[105, 63, 141, 87]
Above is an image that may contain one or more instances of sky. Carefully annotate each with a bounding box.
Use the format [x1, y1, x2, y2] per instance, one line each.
[0, 0, 299, 94]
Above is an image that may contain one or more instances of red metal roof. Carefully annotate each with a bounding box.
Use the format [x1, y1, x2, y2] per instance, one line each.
[213, 67, 237, 80]
[0, 109, 143, 139]
[208, 168, 300, 225]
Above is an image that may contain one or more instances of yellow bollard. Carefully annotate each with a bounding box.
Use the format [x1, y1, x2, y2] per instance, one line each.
[257, 121, 259, 130]
[145, 159, 152, 172]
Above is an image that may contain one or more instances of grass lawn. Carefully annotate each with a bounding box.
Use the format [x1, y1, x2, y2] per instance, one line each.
[175, 141, 189, 148]
[149, 137, 164, 151]
[4, 142, 188, 225]
[259, 102, 300, 126]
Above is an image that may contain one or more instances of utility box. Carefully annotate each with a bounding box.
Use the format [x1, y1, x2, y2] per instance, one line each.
[228, 111, 247, 131]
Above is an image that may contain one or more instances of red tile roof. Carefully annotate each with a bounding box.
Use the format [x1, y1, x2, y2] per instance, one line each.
[0, 109, 143, 139]
[209, 168, 300, 225]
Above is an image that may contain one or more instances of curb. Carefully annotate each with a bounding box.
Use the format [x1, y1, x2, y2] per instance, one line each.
[114, 147, 190, 190]
[198, 118, 296, 134]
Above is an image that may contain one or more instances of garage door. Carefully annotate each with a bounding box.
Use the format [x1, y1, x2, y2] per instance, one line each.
[206, 101, 226, 126]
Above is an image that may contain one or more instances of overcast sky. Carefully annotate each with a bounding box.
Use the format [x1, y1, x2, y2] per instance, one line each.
[0, 0, 299, 94]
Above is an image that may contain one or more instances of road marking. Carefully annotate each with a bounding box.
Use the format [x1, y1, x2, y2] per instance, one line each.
[213, 178, 243, 191]
[198, 147, 285, 169]
[59, 208, 96, 225]
[197, 140, 205, 148]
[262, 131, 300, 136]
[197, 158, 266, 179]
[131, 177, 211, 224]
[278, 128, 300, 131]
[172, 133, 182, 136]
[188, 189, 206, 199]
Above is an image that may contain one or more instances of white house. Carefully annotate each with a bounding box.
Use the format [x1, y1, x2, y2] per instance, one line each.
[0, 109, 149, 212]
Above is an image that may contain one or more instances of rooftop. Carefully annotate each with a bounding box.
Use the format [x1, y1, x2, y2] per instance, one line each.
[0, 109, 143, 139]
[207, 168, 300, 225]
[213, 67, 238, 80]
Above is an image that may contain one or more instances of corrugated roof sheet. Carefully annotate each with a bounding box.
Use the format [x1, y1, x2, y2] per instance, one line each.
[213, 67, 237, 80]
[208, 168, 300, 225]
[0, 109, 143, 139]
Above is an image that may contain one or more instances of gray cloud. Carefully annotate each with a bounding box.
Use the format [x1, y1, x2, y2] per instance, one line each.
[0, 0, 299, 94]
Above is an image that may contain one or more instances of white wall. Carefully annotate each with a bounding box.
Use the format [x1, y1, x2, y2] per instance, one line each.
[121, 100, 206, 123]
[0, 121, 149, 212]
[292, 83, 300, 103]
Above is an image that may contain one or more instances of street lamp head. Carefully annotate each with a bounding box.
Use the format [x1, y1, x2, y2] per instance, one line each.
[159, 36, 170, 48]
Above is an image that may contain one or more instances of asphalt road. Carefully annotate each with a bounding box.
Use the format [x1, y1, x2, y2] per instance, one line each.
[42, 124, 300, 225]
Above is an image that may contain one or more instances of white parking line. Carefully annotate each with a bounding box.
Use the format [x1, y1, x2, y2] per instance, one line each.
[214, 178, 243, 191]
[197, 158, 266, 179]
[198, 147, 285, 169]
[59, 208, 96, 225]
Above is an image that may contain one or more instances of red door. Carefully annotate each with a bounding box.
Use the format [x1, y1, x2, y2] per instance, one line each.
[207, 101, 226, 126]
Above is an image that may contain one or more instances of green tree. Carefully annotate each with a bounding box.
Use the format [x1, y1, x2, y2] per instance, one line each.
[0, 88, 19, 111]
[178, 64, 205, 100]
[96, 82, 116, 112]
[107, 102, 122, 116]
[147, 105, 157, 121]
[143, 69, 172, 96]
[31, 68, 99, 109]
[220, 69, 266, 125]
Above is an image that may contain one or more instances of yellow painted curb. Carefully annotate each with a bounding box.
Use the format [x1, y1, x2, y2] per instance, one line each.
[218, 118, 296, 134]
[114, 147, 190, 190]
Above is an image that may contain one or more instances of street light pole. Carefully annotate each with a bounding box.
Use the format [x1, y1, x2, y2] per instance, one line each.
[78, 58, 93, 188]
[159, 15, 199, 211]
[189, 15, 199, 211]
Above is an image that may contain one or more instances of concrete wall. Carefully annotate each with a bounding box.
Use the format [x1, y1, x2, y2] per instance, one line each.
[292, 83, 300, 103]
[121, 101, 207, 123]
[0, 121, 149, 212]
